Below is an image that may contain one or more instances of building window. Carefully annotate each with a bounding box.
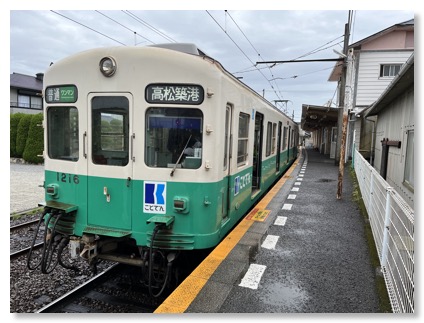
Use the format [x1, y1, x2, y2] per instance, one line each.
[404, 130, 414, 190]
[31, 96, 42, 109]
[380, 64, 402, 77]
[237, 113, 250, 166]
[18, 95, 30, 108]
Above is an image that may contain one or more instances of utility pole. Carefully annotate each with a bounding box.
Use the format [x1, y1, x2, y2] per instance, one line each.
[336, 14, 351, 200]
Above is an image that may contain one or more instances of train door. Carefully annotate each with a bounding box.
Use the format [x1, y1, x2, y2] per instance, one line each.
[276, 121, 282, 172]
[222, 104, 233, 222]
[252, 112, 263, 193]
[87, 93, 133, 230]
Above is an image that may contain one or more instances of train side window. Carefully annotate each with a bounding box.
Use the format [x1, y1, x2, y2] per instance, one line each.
[237, 113, 249, 166]
[282, 126, 288, 151]
[271, 123, 277, 154]
[291, 129, 295, 147]
[145, 107, 203, 169]
[265, 122, 272, 157]
[47, 106, 79, 161]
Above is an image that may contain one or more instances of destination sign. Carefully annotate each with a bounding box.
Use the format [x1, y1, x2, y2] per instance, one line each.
[146, 84, 204, 105]
[45, 85, 77, 103]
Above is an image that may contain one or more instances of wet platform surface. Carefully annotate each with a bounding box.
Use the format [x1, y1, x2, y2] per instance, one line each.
[156, 148, 380, 313]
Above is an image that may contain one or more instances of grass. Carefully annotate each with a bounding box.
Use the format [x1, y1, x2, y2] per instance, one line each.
[10, 207, 43, 221]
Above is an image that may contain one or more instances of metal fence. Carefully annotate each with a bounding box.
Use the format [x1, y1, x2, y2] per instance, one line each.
[353, 149, 414, 313]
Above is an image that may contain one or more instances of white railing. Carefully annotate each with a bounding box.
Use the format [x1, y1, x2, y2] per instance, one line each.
[353, 149, 414, 313]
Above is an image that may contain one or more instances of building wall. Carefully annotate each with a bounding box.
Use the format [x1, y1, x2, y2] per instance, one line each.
[355, 50, 414, 106]
[361, 30, 414, 50]
[373, 85, 414, 208]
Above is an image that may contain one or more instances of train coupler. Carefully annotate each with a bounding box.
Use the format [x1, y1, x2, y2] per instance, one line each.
[79, 234, 98, 261]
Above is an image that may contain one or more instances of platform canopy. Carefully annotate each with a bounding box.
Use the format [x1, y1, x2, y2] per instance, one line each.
[301, 104, 338, 132]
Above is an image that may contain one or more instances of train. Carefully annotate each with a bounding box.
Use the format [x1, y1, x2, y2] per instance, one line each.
[27, 43, 298, 296]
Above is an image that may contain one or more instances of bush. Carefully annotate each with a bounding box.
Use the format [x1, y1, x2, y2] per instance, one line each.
[15, 114, 33, 158]
[23, 113, 44, 164]
[10, 113, 25, 157]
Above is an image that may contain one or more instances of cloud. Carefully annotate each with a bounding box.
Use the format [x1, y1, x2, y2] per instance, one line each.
[9, 9, 415, 121]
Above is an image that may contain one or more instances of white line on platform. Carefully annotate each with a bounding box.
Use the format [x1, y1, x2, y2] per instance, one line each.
[274, 216, 287, 226]
[239, 264, 267, 289]
[291, 187, 299, 191]
[282, 203, 293, 210]
[288, 194, 296, 199]
[261, 235, 279, 249]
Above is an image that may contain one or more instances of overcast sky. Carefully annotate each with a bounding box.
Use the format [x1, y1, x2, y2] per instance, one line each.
[3, 2, 420, 320]
[7, 4, 415, 123]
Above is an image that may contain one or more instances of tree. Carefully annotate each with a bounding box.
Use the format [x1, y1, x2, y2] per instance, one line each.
[10, 113, 25, 157]
[23, 113, 44, 164]
[15, 114, 33, 158]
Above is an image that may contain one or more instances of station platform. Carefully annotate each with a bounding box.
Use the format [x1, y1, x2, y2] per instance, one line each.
[155, 147, 380, 313]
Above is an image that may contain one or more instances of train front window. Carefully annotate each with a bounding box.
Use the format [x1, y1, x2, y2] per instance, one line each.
[91, 96, 129, 166]
[47, 106, 79, 161]
[145, 108, 203, 169]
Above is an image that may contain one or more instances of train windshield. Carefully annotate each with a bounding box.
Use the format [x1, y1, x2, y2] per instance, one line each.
[145, 108, 203, 169]
[47, 106, 79, 161]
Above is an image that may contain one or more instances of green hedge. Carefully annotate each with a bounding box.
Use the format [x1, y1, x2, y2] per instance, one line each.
[15, 114, 33, 158]
[10, 113, 25, 157]
[23, 113, 44, 164]
[11, 113, 44, 164]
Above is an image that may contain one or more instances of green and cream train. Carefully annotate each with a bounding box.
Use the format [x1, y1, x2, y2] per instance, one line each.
[28, 43, 298, 295]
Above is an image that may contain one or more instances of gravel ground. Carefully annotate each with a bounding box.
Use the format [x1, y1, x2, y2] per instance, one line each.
[10, 211, 113, 313]
[9, 161, 98, 313]
[10, 161, 45, 214]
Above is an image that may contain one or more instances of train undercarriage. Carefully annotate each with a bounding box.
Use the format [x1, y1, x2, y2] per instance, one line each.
[27, 206, 194, 298]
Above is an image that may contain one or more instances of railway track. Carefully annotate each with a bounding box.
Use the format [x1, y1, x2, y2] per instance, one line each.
[37, 264, 164, 313]
[10, 242, 43, 260]
[10, 210, 44, 260]
[9, 207, 203, 313]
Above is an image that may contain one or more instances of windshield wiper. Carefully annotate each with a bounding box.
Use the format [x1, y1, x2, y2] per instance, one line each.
[170, 134, 192, 177]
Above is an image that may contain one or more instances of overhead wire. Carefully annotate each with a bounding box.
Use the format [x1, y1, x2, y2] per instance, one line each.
[223, 10, 348, 111]
[225, 10, 284, 101]
[49, 10, 343, 118]
[50, 10, 127, 46]
[206, 10, 285, 103]
[123, 11, 177, 43]
[95, 10, 155, 45]
[292, 36, 344, 60]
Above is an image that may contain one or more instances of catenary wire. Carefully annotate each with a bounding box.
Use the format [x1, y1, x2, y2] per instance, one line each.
[50, 10, 128, 46]
[123, 11, 177, 43]
[95, 10, 155, 45]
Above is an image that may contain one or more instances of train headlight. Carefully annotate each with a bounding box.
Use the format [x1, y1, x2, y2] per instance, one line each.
[46, 184, 59, 199]
[99, 56, 117, 77]
[173, 197, 189, 214]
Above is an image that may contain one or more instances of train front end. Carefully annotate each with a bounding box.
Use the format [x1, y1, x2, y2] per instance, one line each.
[28, 46, 229, 295]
